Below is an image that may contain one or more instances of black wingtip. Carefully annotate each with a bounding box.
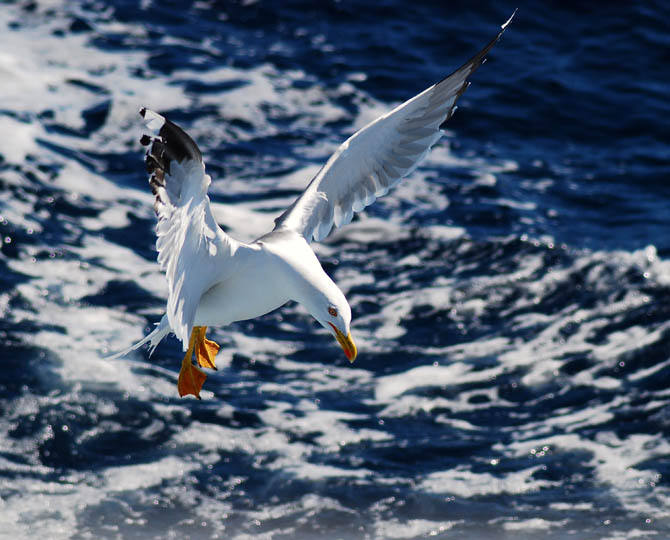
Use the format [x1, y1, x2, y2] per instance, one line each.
[436, 11, 515, 89]
[140, 110, 204, 173]
[139, 110, 205, 215]
[504, 9, 518, 30]
[156, 118, 203, 165]
[140, 110, 203, 165]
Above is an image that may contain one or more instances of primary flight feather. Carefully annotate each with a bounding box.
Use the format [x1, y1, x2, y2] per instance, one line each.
[111, 13, 514, 398]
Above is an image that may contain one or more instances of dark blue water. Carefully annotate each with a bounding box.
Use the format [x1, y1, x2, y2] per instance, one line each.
[1, 1, 669, 539]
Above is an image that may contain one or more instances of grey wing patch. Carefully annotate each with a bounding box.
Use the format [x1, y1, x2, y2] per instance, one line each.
[271, 12, 515, 244]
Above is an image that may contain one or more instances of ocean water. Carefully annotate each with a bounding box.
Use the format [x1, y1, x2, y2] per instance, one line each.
[1, 1, 669, 539]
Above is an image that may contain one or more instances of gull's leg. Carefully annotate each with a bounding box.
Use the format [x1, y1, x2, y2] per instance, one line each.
[177, 328, 207, 399]
[194, 326, 220, 370]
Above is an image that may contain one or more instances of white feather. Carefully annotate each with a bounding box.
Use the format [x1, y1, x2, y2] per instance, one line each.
[142, 115, 241, 349]
[273, 12, 514, 243]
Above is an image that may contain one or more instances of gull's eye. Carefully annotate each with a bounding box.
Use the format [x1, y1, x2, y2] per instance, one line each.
[328, 307, 338, 317]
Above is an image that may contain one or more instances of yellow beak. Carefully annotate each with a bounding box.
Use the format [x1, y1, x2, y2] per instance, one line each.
[329, 323, 357, 363]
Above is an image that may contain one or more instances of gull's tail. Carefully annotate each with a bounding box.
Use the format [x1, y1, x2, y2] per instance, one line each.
[106, 315, 171, 360]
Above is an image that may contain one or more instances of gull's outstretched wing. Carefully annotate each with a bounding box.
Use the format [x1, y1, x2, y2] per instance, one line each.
[273, 12, 514, 242]
[140, 109, 239, 349]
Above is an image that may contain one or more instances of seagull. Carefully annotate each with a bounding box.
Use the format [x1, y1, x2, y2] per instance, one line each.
[111, 14, 514, 398]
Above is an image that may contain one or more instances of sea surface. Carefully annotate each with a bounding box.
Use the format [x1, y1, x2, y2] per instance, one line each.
[1, 1, 669, 539]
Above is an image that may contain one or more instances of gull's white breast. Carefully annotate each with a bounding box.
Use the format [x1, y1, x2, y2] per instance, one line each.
[193, 244, 292, 327]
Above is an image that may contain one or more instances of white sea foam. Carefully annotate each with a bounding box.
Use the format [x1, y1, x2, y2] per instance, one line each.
[420, 465, 555, 497]
[501, 518, 567, 531]
[104, 456, 200, 492]
[375, 518, 460, 539]
[375, 363, 492, 402]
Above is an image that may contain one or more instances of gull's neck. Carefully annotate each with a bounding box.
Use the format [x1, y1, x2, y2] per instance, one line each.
[257, 230, 344, 314]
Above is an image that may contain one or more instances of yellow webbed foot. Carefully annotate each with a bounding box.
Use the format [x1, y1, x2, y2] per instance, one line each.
[177, 326, 207, 399]
[196, 332, 220, 371]
[177, 359, 207, 399]
[176, 326, 220, 398]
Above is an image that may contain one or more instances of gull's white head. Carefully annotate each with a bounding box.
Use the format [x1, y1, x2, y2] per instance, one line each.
[308, 283, 356, 363]
[271, 230, 358, 362]
[290, 260, 356, 362]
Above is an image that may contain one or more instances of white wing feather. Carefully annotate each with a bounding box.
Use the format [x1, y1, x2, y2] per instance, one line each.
[140, 109, 239, 349]
[273, 13, 514, 242]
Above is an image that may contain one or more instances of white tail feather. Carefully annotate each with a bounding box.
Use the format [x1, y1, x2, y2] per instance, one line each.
[105, 315, 171, 360]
